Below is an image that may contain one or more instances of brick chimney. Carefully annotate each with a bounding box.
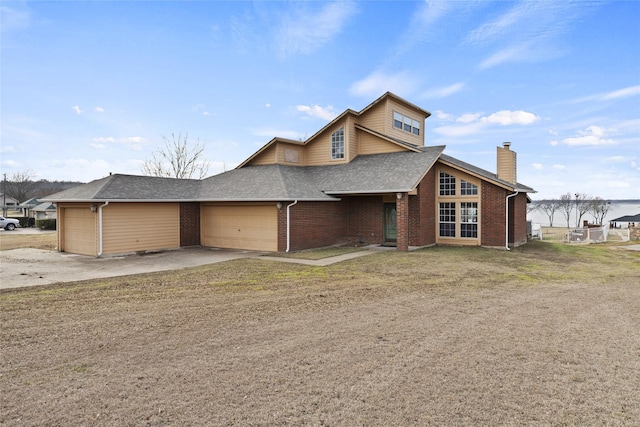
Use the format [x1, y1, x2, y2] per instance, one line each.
[497, 142, 517, 184]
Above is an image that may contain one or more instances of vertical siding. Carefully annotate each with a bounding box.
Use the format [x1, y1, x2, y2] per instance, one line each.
[101, 203, 180, 255]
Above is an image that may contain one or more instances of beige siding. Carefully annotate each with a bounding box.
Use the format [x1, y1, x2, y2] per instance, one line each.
[386, 99, 425, 146]
[59, 204, 98, 256]
[248, 145, 277, 166]
[201, 204, 277, 251]
[279, 144, 305, 165]
[101, 203, 180, 255]
[358, 132, 408, 155]
[306, 121, 348, 166]
[496, 146, 517, 184]
[358, 101, 386, 134]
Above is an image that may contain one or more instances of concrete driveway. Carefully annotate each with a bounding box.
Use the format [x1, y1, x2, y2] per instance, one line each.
[0, 247, 262, 290]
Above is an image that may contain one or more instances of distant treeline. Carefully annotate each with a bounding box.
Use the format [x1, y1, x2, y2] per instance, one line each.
[2, 179, 84, 204]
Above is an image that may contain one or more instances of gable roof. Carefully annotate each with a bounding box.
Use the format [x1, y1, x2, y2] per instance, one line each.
[611, 213, 640, 222]
[438, 154, 535, 193]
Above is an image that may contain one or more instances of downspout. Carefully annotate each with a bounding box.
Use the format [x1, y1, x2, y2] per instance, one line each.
[97, 201, 109, 257]
[505, 191, 519, 251]
[285, 200, 298, 253]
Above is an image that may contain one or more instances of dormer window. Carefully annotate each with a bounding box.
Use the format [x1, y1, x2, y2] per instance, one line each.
[393, 111, 420, 135]
[331, 127, 344, 160]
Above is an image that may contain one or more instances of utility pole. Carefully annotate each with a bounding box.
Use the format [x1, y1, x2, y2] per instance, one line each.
[2, 173, 6, 217]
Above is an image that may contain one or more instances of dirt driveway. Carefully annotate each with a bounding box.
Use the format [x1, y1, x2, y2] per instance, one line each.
[0, 246, 262, 289]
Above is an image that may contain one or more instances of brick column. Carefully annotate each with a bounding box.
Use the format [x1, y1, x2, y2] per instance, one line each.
[396, 193, 409, 251]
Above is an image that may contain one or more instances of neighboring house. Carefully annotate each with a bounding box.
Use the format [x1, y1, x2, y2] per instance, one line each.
[32, 202, 57, 220]
[18, 197, 41, 217]
[44, 92, 535, 257]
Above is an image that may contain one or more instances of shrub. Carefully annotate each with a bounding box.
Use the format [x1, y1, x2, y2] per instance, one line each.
[36, 219, 57, 230]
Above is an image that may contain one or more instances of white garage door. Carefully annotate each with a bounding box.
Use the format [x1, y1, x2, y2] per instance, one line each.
[202, 205, 278, 251]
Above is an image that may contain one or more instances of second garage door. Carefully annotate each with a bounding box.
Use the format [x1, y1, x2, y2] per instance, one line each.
[202, 205, 278, 252]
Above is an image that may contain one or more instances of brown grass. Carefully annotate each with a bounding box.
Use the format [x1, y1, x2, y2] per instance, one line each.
[2, 241, 639, 426]
[0, 232, 57, 251]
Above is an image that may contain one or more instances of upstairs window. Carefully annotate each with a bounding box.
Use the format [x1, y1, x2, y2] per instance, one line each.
[460, 180, 478, 195]
[439, 171, 456, 196]
[331, 127, 344, 160]
[393, 112, 420, 135]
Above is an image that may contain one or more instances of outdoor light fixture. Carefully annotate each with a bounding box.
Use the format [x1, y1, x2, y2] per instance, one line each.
[276, 202, 283, 209]
[90, 204, 97, 212]
[396, 193, 403, 199]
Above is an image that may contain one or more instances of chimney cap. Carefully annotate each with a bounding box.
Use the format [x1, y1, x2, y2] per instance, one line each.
[503, 142, 511, 149]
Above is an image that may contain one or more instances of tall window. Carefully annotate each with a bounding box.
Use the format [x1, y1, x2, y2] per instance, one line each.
[331, 127, 344, 160]
[439, 172, 456, 196]
[439, 202, 456, 237]
[460, 202, 478, 238]
[393, 112, 420, 135]
[460, 180, 478, 195]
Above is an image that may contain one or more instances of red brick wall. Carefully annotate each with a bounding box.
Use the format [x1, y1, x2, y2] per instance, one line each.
[277, 201, 348, 251]
[396, 194, 409, 251]
[180, 203, 201, 247]
[481, 182, 507, 247]
[409, 168, 436, 247]
[346, 195, 384, 245]
[510, 193, 528, 247]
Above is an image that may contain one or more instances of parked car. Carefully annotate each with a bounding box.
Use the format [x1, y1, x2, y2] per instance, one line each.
[0, 216, 20, 230]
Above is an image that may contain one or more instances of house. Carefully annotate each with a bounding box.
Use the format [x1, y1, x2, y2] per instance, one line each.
[44, 92, 535, 257]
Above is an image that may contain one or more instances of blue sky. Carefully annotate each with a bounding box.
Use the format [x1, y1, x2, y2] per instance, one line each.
[1, 0, 639, 200]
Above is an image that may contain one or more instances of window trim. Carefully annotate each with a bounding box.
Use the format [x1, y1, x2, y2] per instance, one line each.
[393, 111, 420, 136]
[460, 202, 478, 239]
[331, 127, 345, 160]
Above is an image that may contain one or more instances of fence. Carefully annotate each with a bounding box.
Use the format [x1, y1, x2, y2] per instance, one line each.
[563, 224, 610, 244]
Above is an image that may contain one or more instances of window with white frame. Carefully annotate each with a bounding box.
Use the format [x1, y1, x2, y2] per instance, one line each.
[331, 127, 344, 160]
[439, 202, 456, 237]
[461, 180, 478, 195]
[439, 171, 456, 196]
[393, 112, 420, 135]
[460, 202, 478, 238]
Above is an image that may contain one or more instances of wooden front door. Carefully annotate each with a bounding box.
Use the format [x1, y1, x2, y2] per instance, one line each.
[383, 203, 397, 245]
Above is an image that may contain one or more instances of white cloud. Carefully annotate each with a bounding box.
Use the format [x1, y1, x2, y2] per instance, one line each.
[601, 85, 640, 100]
[251, 127, 305, 140]
[562, 125, 616, 147]
[276, 1, 358, 57]
[434, 110, 454, 121]
[91, 136, 149, 151]
[456, 113, 482, 123]
[434, 109, 539, 137]
[72, 105, 82, 115]
[552, 164, 566, 170]
[482, 110, 539, 126]
[95, 107, 105, 113]
[422, 82, 465, 98]
[349, 70, 418, 98]
[532, 163, 543, 170]
[550, 140, 559, 147]
[603, 156, 627, 163]
[0, 4, 31, 33]
[265, 103, 271, 108]
[296, 104, 337, 121]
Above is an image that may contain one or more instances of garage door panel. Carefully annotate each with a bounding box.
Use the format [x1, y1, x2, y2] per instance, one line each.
[202, 205, 277, 251]
[62, 207, 97, 256]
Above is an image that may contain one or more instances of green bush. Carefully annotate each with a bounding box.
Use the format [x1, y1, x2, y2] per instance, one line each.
[16, 217, 31, 227]
[36, 219, 57, 230]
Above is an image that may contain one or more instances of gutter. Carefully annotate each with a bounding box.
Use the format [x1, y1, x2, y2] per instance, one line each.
[505, 191, 519, 251]
[285, 200, 298, 253]
[97, 201, 110, 257]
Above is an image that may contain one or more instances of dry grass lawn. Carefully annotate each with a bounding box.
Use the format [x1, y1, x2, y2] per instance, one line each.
[1, 240, 639, 426]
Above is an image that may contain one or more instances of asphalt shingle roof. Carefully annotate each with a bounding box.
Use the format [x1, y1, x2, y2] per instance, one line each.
[44, 146, 534, 202]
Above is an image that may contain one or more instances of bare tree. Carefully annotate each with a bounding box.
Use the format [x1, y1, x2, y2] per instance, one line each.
[142, 133, 211, 179]
[4, 170, 38, 204]
[558, 193, 574, 228]
[575, 193, 593, 227]
[536, 200, 559, 227]
[589, 197, 611, 225]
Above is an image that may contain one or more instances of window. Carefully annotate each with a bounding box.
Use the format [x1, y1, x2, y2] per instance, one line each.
[439, 172, 456, 196]
[393, 111, 420, 135]
[331, 127, 344, 160]
[460, 180, 478, 195]
[460, 202, 478, 238]
[439, 202, 456, 237]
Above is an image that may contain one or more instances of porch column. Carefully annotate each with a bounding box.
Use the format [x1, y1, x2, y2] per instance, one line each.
[396, 192, 409, 251]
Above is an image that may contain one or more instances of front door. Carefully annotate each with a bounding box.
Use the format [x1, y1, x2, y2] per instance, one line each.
[383, 203, 397, 246]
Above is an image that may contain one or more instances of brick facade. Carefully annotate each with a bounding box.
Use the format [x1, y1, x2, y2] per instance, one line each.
[179, 202, 200, 247]
[277, 201, 348, 252]
[409, 168, 436, 247]
[510, 193, 528, 247]
[346, 196, 385, 245]
[481, 182, 507, 248]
